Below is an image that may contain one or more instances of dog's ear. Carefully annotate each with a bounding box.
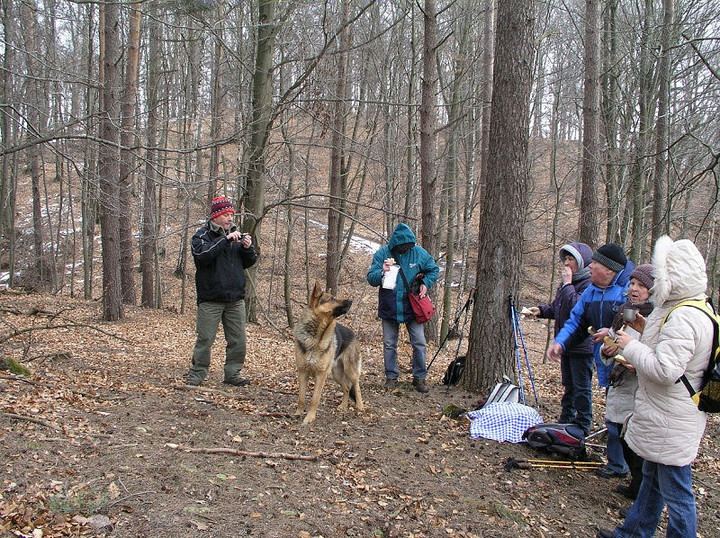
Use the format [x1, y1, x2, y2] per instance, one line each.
[309, 280, 323, 307]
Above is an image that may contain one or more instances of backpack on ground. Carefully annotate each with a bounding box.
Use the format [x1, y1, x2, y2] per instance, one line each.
[482, 376, 520, 407]
[661, 298, 720, 413]
[442, 356, 466, 386]
[522, 423, 587, 460]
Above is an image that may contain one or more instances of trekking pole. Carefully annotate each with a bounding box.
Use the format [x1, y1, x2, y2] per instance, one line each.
[427, 288, 475, 371]
[451, 287, 475, 360]
[509, 295, 527, 405]
[504, 457, 604, 471]
[510, 295, 539, 406]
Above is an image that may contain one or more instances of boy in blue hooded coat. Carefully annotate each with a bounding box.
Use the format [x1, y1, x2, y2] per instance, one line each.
[548, 242, 634, 478]
[367, 223, 439, 393]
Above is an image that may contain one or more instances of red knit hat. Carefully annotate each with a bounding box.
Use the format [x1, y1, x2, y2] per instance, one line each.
[210, 196, 235, 219]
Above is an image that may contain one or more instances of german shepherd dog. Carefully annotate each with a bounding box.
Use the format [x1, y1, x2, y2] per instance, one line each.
[294, 281, 364, 425]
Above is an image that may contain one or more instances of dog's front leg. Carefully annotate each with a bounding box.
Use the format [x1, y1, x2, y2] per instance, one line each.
[352, 381, 364, 412]
[295, 370, 308, 417]
[303, 370, 328, 425]
[338, 384, 350, 411]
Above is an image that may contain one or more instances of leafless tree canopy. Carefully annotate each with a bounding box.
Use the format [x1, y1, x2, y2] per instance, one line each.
[1, 0, 719, 391]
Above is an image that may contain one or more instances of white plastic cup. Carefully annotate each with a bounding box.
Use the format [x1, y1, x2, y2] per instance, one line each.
[383, 265, 399, 289]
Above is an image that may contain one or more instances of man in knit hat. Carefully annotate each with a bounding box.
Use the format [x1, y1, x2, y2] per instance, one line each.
[187, 195, 257, 387]
[548, 242, 634, 477]
[528, 242, 594, 434]
[593, 263, 655, 491]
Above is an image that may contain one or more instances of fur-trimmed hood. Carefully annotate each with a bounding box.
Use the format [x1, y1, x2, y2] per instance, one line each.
[650, 235, 708, 307]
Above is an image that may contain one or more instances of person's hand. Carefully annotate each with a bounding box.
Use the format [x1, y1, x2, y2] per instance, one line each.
[561, 265, 573, 285]
[591, 327, 610, 344]
[382, 258, 393, 274]
[527, 307, 541, 318]
[602, 343, 619, 356]
[626, 313, 646, 334]
[614, 329, 635, 350]
[547, 342, 563, 362]
[227, 230, 243, 242]
[419, 284, 428, 298]
[241, 233, 252, 248]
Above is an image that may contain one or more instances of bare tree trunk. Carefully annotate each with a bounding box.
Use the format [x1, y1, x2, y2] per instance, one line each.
[439, 15, 471, 344]
[0, 0, 15, 239]
[20, 1, 50, 289]
[118, 4, 141, 305]
[464, 0, 534, 394]
[629, 0, 654, 262]
[602, 0, 620, 242]
[476, 0, 494, 248]
[207, 27, 224, 204]
[578, 0, 601, 247]
[403, 9, 419, 222]
[326, 1, 350, 294]
[98, 0, 123, 321]
[141, 12, 160, 308]
[81, 3, 98, 300]
[243, 0, 277, 322]
[419, 0, 437, 255]
[651, 0, 674, 246]
[419, 0, 439, 343]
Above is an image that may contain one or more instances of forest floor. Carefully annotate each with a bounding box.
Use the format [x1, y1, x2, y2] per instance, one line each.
[1, 287, 719, 538]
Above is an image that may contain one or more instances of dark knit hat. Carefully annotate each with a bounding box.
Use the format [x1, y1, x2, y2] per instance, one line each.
[210, 196, 235, 219]
[630, 263, 654, 290]
[591, 243, 627, 273]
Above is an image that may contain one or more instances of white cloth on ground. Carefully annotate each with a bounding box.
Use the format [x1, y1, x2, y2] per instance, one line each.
[468, 402, 543, 443]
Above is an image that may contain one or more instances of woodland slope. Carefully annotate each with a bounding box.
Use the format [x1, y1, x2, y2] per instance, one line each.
[1, 284, 719, 537]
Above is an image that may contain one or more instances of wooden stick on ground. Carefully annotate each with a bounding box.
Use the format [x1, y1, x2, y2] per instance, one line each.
[165, 443, 317, 461]
[1, 412, 62, 431]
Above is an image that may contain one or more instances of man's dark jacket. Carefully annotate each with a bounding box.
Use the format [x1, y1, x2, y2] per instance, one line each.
[192, 221, 257, 304]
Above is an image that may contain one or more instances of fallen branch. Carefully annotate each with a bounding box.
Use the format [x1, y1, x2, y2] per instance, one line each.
[1, 411, 62, 431]
[171, 383, 239, 397]
[165, 443, 317, 461]
[0, 322, 132, 345]
[107, 490, 157, 509]
[0, 374, 39, 385]
[0, 374, 97, 398]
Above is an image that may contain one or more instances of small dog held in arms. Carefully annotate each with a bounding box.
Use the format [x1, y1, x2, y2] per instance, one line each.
[293, 281, 364, 425]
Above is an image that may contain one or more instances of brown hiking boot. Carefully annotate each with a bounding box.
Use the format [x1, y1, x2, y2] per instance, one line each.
[412, 377, 429, 393]
[384, 378, 398, 390]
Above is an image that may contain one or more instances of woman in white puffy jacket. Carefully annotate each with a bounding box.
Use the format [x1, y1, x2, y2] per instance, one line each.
[596, 236, 713, 538]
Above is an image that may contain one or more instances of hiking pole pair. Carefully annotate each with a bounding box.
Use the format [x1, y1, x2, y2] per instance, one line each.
[509, 295, 539, 406]
[427, 288, 475, 371]
[504, 457, 603, 471]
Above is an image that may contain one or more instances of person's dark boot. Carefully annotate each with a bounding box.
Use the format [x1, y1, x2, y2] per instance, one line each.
[223, 375, 250, 386]
[412, 377, 429, 393]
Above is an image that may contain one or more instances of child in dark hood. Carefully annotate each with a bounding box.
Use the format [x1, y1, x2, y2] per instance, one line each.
[528, 242, 594, 434]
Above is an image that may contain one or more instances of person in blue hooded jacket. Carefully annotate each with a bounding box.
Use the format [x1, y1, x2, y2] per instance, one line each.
[548, 242, 634, 479]
[528, 242, 594, 434]
[367, 223, 439, 393]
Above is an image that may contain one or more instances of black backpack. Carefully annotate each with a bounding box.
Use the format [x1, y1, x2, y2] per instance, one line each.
[442, 356, 466, 386]
[522, 423, 587, 460]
